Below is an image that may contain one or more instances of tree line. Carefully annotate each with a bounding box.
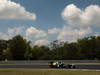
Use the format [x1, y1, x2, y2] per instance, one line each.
[0, 35, 100, 60]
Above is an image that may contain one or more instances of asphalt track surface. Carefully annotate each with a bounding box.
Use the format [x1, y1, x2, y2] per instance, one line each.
[0, 64, 100, 70]
[0, 61, 100, 70]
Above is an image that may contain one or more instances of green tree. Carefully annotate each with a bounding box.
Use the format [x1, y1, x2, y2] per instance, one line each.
[95, 36, 100, 59]
[39, 46, 50, 60]
[77, 36, 97, 59]
[31, 46, 44, 60]
[9, 35, 28, 60]
[0, 40, 8, 60]
[24, 41, 32, 60]
[62, 42, 80, 60]
[49, 40, 63, 59]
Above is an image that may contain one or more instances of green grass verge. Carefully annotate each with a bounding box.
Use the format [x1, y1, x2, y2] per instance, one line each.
[0, 69, 100, 75]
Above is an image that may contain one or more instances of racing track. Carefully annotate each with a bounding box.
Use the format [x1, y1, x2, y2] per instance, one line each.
[0, 64, 100, 70]
[0, 60, 100, 69]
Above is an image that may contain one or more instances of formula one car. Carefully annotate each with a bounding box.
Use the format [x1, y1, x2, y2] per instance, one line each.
[49, 61, 66, 68]
[49, 61, 76, 69]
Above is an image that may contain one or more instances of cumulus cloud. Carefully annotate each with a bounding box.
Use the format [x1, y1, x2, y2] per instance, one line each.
[0, 0, 36, 20]
[0, 25, 93, 44]
[57, 26, 92, 42]
[8, 26, 25, 36]
[62, 4, 100, 26]
[48, 28, 60, 34]
[0, 26, 25, 40]
[26, 26, 47, 39]
[34, 39, 49, 46]
[0, 32, 9, 40]
[47, 25, 92, 42]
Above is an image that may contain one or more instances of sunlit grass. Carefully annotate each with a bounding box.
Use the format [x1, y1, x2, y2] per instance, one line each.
[0, 69, 100, 75]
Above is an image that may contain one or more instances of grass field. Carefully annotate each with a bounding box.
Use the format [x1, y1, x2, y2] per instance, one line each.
[0, 69, 100, 75]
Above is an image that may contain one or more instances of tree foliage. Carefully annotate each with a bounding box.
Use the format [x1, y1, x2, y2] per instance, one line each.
[8, 35, 29, 60]
[0, 35, 100, 60]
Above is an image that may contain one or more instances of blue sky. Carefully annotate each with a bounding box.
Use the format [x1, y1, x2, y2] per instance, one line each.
[0, 0, 100, 46]
[2, 0, 100, 30]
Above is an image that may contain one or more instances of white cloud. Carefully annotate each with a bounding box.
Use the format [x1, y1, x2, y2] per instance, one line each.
[0, 26, 25, 40]
[34, 39, 49, 46]
[26, 26, 47, 39]
[62, 4, 82, 26]
[57, 26, 92, 42]
[0, 32, 9, 40]
[8, 26, 25, 36]
[48, 28, 60, 34]
[62, 4, 100, 26]
[47, 25, 92, 42]
[0, 25, 93, 43]
[0, 0, 36, 20]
